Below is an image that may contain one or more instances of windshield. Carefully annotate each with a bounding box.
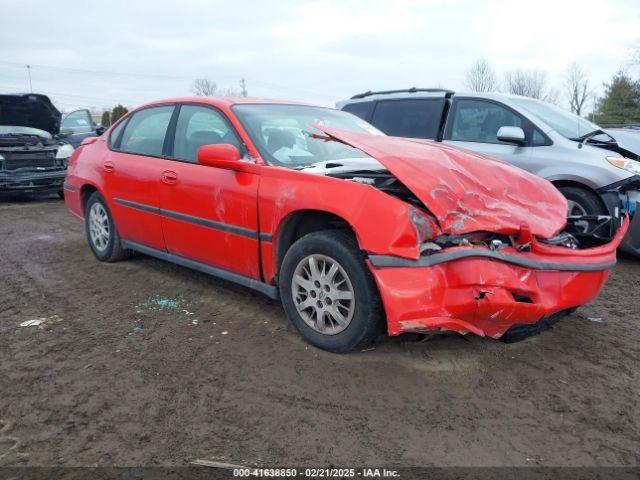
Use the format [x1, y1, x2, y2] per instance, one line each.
[232, 104, 383, 167]
[0, 125, 52, 138]
[511, 97, 600, 140]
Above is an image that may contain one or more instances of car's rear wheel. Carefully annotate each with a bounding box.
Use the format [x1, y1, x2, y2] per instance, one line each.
[558, 186, 607, 233]
[280, 230, 384, 352]
[85, 191, 131, 262]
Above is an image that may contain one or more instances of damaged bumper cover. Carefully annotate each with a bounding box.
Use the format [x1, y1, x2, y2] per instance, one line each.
[369, 217, 629, 339]
[0, 168, 66, 193]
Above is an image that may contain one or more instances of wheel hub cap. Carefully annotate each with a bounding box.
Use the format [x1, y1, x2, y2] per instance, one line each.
[291, 254, 355, 335]
[88, 203, 110, 252]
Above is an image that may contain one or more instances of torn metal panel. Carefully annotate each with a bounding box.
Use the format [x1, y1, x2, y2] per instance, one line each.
[315, 126, 568, 238]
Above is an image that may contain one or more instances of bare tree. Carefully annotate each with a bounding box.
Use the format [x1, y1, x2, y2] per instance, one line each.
[565, 62, 591, 115]
[191, 78, 218, 96]
[503, 69, 547, 98]
[464, 59, 498, 92]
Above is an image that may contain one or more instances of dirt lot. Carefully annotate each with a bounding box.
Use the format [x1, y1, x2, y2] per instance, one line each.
[0, 197, 638, 468]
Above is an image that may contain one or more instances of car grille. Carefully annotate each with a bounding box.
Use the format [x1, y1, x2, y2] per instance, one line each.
[1, 150, 57, 170]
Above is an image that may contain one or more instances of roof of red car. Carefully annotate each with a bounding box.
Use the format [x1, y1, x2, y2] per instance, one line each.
[139, 96, 311, 109]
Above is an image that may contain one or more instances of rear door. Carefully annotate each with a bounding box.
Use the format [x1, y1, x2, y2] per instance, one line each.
[104, 105, 175, 251]
[443, 98, 533, 170]
[368, 98, 445, 139]
[158, 103, 261, 279]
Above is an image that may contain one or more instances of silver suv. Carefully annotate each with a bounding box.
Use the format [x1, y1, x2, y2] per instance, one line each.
[338, 89, 640, 255]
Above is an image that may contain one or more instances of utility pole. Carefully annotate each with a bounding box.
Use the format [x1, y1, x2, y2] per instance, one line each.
[26, 64, 32, 92]
[239, 78, 248, 97]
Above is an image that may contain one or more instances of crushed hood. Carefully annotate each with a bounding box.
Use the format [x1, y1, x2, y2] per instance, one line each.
[0, 94, 61, 135]
[316, 126, 568, 238]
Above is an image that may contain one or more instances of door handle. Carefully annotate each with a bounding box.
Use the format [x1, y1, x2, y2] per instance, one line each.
[161, 170, 178, 185]
[103, 160, 115, 173]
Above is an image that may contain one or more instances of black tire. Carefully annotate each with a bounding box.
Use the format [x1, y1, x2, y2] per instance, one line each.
[84, 191, 131, 262]
[279, 230, 385, 353]
[57, 189, 64, 200]
[558, 186, 607, 217]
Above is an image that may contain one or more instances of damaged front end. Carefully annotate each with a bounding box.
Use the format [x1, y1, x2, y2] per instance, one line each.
[312, 126, 628, 341]
[0, 94, 71, 194]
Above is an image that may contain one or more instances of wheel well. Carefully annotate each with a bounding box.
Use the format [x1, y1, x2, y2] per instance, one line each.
[275, 210, 357, 274]
[551, 180, 607, 210]
[80, 184, 98, 214]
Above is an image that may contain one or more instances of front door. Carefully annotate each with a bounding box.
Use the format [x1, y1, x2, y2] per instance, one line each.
[104, 105, 175, 251]
[158, 104, 261, 279]
[443, 98, 532, 171]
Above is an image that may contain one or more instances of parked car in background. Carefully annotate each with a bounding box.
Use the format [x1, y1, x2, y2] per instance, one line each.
[64, 97, 627, 352]
[338, 89, 640, 256]
[0, 93, 74, 197]
[60, 109, 106, 148]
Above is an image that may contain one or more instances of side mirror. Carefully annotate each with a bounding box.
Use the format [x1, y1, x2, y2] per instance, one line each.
[95, 126, 107, 136]
[497, 126, 526, 145]
[197, 144, 258, 173]
[59, 128, 74, 138]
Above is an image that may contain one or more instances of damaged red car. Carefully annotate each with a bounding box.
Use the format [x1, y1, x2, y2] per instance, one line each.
[63, 98, 628, 352]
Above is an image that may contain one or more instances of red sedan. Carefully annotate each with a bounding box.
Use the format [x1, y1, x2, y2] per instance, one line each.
[63, 97, 627, 352]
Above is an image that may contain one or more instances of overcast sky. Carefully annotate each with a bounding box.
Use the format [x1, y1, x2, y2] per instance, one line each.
[1, 0, 638, 113]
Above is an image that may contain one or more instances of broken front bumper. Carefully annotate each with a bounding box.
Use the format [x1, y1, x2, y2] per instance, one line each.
[368, 218, 629, 339]
[0, 168, 66, 193]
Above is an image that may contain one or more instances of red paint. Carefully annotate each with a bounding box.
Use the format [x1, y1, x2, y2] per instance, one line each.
[64, 97, 625, 341]
[317, 126, 568, 238]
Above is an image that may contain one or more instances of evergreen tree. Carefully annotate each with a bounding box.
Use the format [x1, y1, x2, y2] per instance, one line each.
[111, 105, 129, 123]
[594, 72, 640, 125]
[100, 110, 111, 127]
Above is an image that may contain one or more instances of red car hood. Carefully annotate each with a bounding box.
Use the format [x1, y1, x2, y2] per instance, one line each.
[317, 127, 568, 238]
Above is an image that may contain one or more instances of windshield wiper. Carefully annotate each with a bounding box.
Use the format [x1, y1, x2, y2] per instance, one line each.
[574, 129, 615, 149]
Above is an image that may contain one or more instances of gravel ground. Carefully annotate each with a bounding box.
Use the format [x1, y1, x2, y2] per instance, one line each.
[0, 197, 638, 469]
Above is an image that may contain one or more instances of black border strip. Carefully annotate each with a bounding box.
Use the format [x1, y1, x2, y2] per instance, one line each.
[113, 198, 264, 240]
[369, 250, 616, 271]
[121, 240, 279, 299]
[62, 182, 76, 191]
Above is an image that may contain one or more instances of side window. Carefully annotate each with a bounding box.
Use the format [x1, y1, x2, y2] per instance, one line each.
[61, 110, 94, 133]
[370, 99, 443, 139]
[533, 128, 550, 146]
[119, 106, 174, 156]
[450, 100, 523, 144]
[342, 101, 374, 121]
[108, 119, 127, 148]
[172, 105, 241, 163]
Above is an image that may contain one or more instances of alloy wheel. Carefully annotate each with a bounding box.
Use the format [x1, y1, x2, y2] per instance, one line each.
[291, 254, 355, 335]
[88, 203, 110, 252]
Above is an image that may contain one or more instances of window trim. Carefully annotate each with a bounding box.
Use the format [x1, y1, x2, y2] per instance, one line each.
[443, 97, 552, 147]
[369, 97, 446, 140]
[164, 102, 248, 165]
[107, 103, 176, 160]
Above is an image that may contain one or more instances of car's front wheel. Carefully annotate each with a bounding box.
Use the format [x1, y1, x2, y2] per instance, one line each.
[280, 230, 384, 352]
[558, 186, 607, 233]
[85, 191, 131, 262]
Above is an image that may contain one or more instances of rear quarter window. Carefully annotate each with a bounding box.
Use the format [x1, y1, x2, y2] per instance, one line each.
[370, 99, 443, 139]
[341, 101, 375, 121]
[108, 119, 127, 149]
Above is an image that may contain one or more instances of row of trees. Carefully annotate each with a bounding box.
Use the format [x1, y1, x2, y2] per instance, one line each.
[92, 77, 247, 126]
[190, 77, 248, 97]
[99, 104, 128, 127]
[464, 59, 640, 124]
